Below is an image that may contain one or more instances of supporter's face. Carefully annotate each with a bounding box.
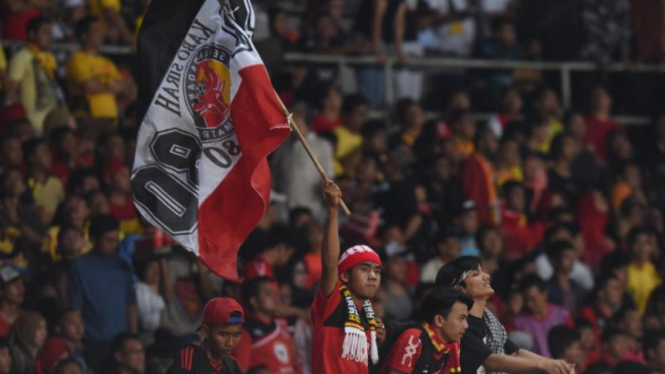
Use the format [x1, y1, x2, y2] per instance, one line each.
[368, 131, 387, 154]
[204, 324, 243, 357]
[460, 210, 479, 234]
[357, 157, 377, 182]
[272, 12, 288, 36]
[0, 347, 10, 374]
[104, 136, 125, 163]
[620, 310, 642, 338]
[328, 0, 343, 20]
[438, 238, 461, 260]
[59, 133, 78, 156]
[451, 92, 471, 110]
[612, 134, 632, 160]
[95, 230, 120, 255]
[117, 339, 145, 374]
[523, 286, 547, 316]
[499, 140, 520, 166]
[90, 193, 109, 215]
[3, 170, 26, 197]
[601, 278, 623, 307]
[1, 139, 23, 167]
[434, 157, 452, 180]
[325, 89, 342, 110]
[254, 281, 277, 315]
[143, 261, 160, 286]
[66, 197, 90, 224]
[558, 249, 576, 274]
[344, 262, 381, 300]
[480, 131, 499, 155]
[579, 327, 595, 350]
[32, 144, 52, 170]
[59, 228, 85, 259]
[34, 319, 47, 347]
[563, 340, 586, 368]
[60, 311, 85, 343]
[82, 175, 101, 194]
[13, 123, 34, 143]
[633, 233, 654, 263]
[2, 279, 24, 304]
[456, 115, 475, 140]
[504, 91, 522, 112]
[111, 167, 132, 193]
[275, 245, 294, 267]
[386, 256, 407, 283]
[406, 105, 425, 129]
[293, 261, 308, 289]
[31, 23, 53, 50]
[507, 186, 525, 212]
[606, 335, 629, 358]
[561, 136, 579, 161]
[568, 114, 586, 139]
[624, 165, 641, 187]
[532, 124, 550, 144]
[84, 22, 105, 48]
[438, 302, 469, 343]
[507, 292, 523, 315]
[540, 90, 560, 114]
[348, 104, 368, 129]
[481, 230, 502, 256]
[498, 24, 515, 46]
[460, 268, 494, 298]
[592, 88, 612, 113]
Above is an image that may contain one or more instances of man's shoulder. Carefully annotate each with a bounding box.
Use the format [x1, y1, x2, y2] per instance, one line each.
[9, 48, 32, 63]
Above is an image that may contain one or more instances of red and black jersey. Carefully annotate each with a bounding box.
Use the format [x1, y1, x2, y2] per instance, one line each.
[234, 316, 294, 373]
[168, 344, 244, 374]
[311, 281, 372, 374]
[378, 326, 452, 374]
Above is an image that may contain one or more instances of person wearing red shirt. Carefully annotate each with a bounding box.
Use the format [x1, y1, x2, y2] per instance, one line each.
[311, 86, 343, 134]
[379, 287, 471, 374]
[104, 160, 135, 222]
[234, 277, 294, 373]
[584, 87, 620, 163]
[168, 297, 244, 374]
[460, 126, 500, 225]
[311, 180, 386, 374]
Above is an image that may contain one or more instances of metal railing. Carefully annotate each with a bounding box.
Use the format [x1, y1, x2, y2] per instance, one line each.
[3, 40, 663, 125]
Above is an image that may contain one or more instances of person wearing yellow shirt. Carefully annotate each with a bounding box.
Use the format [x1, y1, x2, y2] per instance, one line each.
[67, 16, 135, 121]
[333, 94, 369, 176]
[6, 17, 62, 134]
[535, 88, 564, 154]
[24, 139, 65, 226]
[626, 228, 662, 314]
[0, 46, 7, 92]
[89, 0, 135, 48]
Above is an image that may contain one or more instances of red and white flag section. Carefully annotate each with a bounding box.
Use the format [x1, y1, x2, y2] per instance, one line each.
[132, 0, 290, 280]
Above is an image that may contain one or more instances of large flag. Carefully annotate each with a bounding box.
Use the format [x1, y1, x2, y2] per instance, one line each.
[132, 0, 290, 280]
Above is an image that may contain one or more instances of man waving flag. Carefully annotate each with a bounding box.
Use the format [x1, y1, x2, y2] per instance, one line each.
[132, 0, 290, 280]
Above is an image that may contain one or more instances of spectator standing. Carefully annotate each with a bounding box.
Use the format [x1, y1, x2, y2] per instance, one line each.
[24, 138, 65, 225]
[626, 228, 661, 314]
[333, 94, 368, 177]
[88, 0, 135, 48]
[134, 256, 166, 346]
[311, 86, 343, 134]
[0, 338, 11, 374]
[66, 16, 135, 123]
[460, 126, 499, 225]
[420, 229, 461, 284]
[545, 241, 586, 315]
[584, 87, 620, 164]
[381, 247, 413, 321]
[547, 325, 587, 373]
[6, 16, 62, 134]
[234, 277, 295, 373]
[68, 214, 138, 373]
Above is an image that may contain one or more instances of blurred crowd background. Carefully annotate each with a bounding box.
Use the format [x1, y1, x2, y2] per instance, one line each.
[2, 0, 665, 373]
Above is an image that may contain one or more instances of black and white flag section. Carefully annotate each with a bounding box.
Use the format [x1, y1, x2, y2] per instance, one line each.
[132, 0, 290, 280]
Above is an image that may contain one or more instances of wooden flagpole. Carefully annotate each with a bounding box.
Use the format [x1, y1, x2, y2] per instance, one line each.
[274, 93, 351, 215]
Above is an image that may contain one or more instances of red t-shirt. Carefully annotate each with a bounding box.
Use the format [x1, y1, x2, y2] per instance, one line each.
[109, 197, 137, 221]
[2, 9, 40, 41]
[583, 116, 620, 163]
[244, 255, 274, 280]
[0, 315, 11, 338]
[311, 281, 371, 374]
[234, 317, 294, 373]
[311, 115, 343, 134]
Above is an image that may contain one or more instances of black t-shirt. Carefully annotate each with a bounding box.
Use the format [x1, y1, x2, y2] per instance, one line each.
[460, 316, 519, 374]
[168, 344, 244, 374]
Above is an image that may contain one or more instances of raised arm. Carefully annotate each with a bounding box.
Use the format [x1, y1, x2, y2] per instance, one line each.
[320, 180, 342, 297]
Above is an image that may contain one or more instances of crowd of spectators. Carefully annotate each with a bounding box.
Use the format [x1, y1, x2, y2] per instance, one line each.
[1, 0, 665, 373]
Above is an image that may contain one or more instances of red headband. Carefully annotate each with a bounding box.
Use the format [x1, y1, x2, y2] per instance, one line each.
[338, 245, 382, 275]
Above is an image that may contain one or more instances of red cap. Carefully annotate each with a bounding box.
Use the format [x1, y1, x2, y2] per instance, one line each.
[337, 245, 382, 275]
[202, 297, 244, 325]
